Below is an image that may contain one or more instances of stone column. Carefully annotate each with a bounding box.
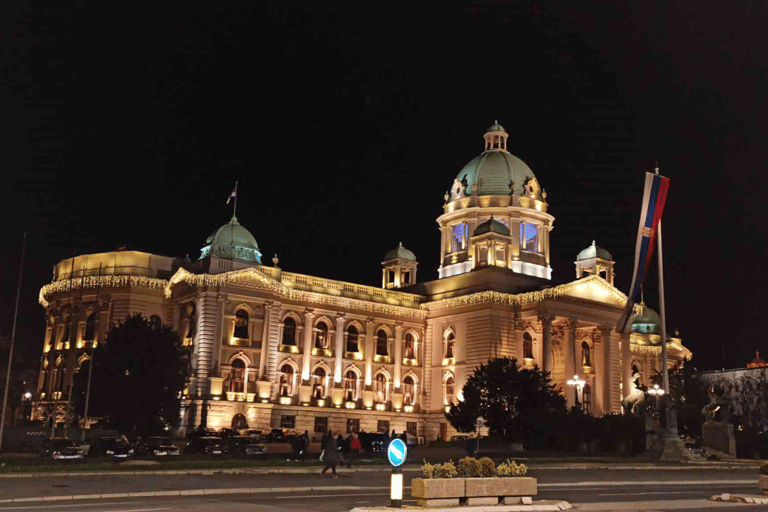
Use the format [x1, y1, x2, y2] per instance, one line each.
[301, 309, 315, 382]
[394, 323, 404, 387]
[598, 325, 614, 414]
[621, 331, 631, 401]
[513, 319, 525, 365]
[334, 313, 345, 383]
[539, 315, 553, 374]
[264, 304, 282, 385]
[365, 318, 375, 386]
[257, 303, 272, 380]
[193, 290, 219, 397]
[563, 318, 577, 408]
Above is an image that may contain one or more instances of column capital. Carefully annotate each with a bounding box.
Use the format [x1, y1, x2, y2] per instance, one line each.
[366, 317, 376, 326]
[395, 321, 404, 331]
[304, 308, 315, 318]
[335, 312, 346, 320]
[538, 313, 554, 325]
[564, 317, 578, 331]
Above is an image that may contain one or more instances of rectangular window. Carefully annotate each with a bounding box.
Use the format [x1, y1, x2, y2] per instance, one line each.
[346, 418, 360, 434]
[407, 421, 417, 437]
[280, 415, 296, 429]
[451, 223, 467, 253]
[520, 222, 539, 252]
[402, 270, 410, 284]
[377, 420, 390, 434]
[388, 269, 395, 283]
[314, 417, 328, 433]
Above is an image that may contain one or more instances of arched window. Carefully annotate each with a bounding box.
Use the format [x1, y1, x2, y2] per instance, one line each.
[376, 330, 388, 356]
[312, 367, 327, 398]
[521, 222, 539, 252]
[581, 341, 591, 367]
[84, 313, 96, 341]
[404, 333, 416, 360]
[279, 364, 294, 396]
[187, 307, 196, 340]
[282, 317, 297, 346]
[344, 370, 358, 401]
[234, 309, 249, 339]
[231, 413, 247, 429]
[444, 375, 455, 405]
[582, 384, 592, 414]
[403, 375, 416, 405]
[445, 332, 455, 359]
[62, 321, 71, 343]
[229, 359, 246, 393]
[345, 326, 359, 353]
[374, 373, 387, 403]
[314, 322, 329, 350]
[523, 332, 533, 359]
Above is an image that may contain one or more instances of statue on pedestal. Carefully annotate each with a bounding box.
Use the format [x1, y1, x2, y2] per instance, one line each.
[701, 385, 730, 425]
[621, 372, 645, 416]
[700, 385, 736, 457]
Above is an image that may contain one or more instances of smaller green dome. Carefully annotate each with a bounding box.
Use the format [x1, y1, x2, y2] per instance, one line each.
[473, 216, 510, 237]
[486, 120, 506, 133]
[632, 303, 661, 336]
[199, 216, 262, 264]
[384, 242, 416, 262]
[577, 240, 613, 261]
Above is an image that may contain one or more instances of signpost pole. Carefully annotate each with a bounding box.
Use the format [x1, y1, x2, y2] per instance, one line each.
[387, 437, 407, 508]
[391, 468, 402, 508]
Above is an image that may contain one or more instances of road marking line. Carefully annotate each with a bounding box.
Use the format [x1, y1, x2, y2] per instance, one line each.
[275, 493, 390, 499]
[100, 509, 170, 512]
[0, 502, 129, 510]
[539, 479, 756, 487]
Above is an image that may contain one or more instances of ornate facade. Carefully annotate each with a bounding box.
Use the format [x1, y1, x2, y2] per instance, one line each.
[33, 121, 691, 440]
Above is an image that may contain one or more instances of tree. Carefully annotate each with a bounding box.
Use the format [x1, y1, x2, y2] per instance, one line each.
[73, 314, 189, 434]
[445, 357, 566, 443]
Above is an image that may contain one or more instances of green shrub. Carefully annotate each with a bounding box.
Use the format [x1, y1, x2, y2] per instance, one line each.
[457, 456, 480, 478]
[436, 460, 457, 478]
[496, 459, 528, 477]
[421, 460, 436, 479]
[478, 457, 496, 477]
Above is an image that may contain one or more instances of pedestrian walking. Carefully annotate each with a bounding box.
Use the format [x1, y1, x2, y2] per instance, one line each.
[321, 431, 339, 478]
[348, 432, 361, 467]
[336, 434, 348, 466]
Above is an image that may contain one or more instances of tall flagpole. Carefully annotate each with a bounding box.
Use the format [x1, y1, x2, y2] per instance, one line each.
[233, 181, 238, 218]
[0, 232, 27, 452]
[655, 165, 670, 395]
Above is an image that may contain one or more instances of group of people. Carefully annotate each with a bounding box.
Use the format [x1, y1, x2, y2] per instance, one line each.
[320, 431, 362, 477]
[288, 430, 310, 460]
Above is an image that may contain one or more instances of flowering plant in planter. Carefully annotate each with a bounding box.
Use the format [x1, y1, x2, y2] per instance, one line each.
[496, 458, 528, 476]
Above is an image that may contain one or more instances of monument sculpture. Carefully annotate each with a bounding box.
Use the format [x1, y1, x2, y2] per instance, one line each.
[701, 385, 736, 457]
[621, 372, 645, 416]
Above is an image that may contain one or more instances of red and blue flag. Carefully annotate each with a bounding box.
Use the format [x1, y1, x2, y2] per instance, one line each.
[616, 172, 670, 333]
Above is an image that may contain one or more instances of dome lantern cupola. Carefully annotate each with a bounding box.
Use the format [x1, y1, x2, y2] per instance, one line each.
[484, 120, 508, 152]
[575, 240, 614, 285]
[381, 242, 418, 289]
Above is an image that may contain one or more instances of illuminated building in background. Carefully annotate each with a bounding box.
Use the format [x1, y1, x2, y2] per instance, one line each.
[33, 121, 690, 439]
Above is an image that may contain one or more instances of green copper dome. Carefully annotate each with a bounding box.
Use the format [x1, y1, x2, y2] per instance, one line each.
[384, 242, 416, 262]
[199, 216, 262, 264]
[455, 150, 539, 197]
[473, 216, 510, 237]
[632, 303, 661, 336]
[577, 241, 613, 261]
[486, 120, 506, 132]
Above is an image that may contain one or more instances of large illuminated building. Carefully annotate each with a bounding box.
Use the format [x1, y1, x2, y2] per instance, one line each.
[33, 122, 691, 440]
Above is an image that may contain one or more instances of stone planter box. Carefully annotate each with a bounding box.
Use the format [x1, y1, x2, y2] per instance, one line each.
[411, 478, 464, 508]
[759, 474, 768, 495]
[412, 477, 537, 507]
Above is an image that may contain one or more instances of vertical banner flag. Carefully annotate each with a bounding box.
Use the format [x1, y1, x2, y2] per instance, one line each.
[616, 172, 670, 333]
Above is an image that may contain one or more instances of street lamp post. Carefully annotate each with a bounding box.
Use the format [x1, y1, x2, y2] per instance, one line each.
[648, 384, 665, 416]
[567, 374, 585, 409]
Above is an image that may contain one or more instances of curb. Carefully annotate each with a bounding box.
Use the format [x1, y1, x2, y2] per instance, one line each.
[710, 493, 768, 504]
[349, 501, 572, 512]
[0, 485, 385, 504]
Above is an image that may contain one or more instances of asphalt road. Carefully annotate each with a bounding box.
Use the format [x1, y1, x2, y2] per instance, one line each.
[0, 467, 763, 511]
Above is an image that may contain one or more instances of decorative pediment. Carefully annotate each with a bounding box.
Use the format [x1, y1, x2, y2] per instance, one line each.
[558, 276, 627, 307]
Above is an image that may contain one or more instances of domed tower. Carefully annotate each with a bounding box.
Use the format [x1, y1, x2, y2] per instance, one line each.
[437, 121, 554, 279]
[381, 242, 418, 289]
[575, 240, 615, 285]
[198, 215, 262, 274]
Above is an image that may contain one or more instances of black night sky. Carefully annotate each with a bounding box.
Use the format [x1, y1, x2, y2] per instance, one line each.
[2, 1, 767, 374]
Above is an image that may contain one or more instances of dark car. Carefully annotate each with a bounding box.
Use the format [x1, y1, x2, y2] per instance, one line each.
[188, 426, 218, 438]
[358, 432, 388, 455]
[227, 436, 268, 458]
[136, 436, 180, 457]
[266, 428, 286, 443]
[240, 429, 264, 441]
[40, 438, 85, 461]
[183, 436, 227, 455]
[217, 428, 239, 440]
[88, 437, 134, 459]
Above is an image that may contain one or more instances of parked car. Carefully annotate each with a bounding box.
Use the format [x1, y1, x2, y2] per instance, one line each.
[40, 438, 85, 461]
[217, 428, 239, 440]
[240, 429, 264, 441]
[88, 437, 134, 459]
[358, 432, 388, 455]
[183, 436, 227, 455]
[135, 436, 180, 457]
[227, 436, 268, 458]
[450, 435, 469, 441]
[187, 426, 218, 438]
[266, 428, 286, 443]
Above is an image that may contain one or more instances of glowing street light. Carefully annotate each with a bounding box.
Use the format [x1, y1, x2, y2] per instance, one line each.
[567, 374, 585, 408]
[648, 383, 665, 412]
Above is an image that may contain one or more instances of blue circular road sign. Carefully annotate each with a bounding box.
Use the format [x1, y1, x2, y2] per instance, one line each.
[387, 438, 407, 467]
